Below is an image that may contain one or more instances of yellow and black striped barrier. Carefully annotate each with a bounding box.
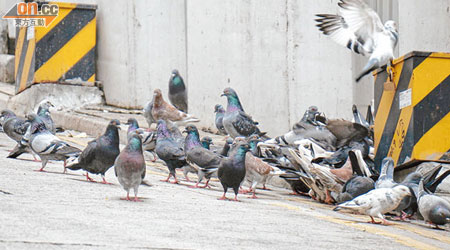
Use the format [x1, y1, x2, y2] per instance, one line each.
[15, 2, 96, 94]
[373, 51, 450, 170]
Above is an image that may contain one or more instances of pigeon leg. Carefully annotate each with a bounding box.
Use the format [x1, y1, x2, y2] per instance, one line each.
[84, 172, 96, 182]
[160, 174, 171, 182]
[249, 191, 258, 199]
[201, 179, 212, 189]
[231, 194, 240, 202]
[133, 188, 143, 202]
[32, 152, 40, 162]
[100, 175, 112, 185]
[170, 174, 180, 184]
[324, 190, 334, 204]
[150, 152, 157, 162]
[248, 181, 258, 198]
[34, 159, 48, 172]
[368, 216, 382, 224]
[262, 184, 271, 190]
[218, 193, 228, 200]
[62, 159, 67, 174]
[121, 192, 131, 201]
[189, 182, 201, 188]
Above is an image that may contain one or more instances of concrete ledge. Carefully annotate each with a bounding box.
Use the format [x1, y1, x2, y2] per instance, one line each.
[0, 54, 14, 83]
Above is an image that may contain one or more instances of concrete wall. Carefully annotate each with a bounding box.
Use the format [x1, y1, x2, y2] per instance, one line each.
[1, 0, 450, 136]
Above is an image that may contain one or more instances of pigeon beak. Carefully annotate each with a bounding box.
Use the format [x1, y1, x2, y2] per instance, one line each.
[220, 93, 225, 97]
[210, 142, 214, 145]
[182, 129, 188, 134]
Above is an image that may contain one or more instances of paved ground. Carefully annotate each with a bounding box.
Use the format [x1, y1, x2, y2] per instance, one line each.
[0, 132, 449, 250]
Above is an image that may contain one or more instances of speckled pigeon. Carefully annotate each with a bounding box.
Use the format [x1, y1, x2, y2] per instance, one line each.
[184, 125, 222, 188]
[168, 69, 188, 113]
[221, 88, 265, 139]
[21, 114, 81, 172]
[114, 131, 146, 202]
[155, 120, 186, 184]
[214, 104, 227, 135]
[66, 119, 121, 183]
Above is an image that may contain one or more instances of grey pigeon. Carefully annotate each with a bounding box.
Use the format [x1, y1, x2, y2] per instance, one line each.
[220, 138, 233, 157]
[315, 0, 398, 82]
[214, 104, 227, 135]
[125, 118, 140, 141]
[375, 157, 396, 189]
[184, 125, 221, 188]
[36, 100, 56, 134]
[352, 104, 370, 128]
[336, 176, 375, 203]
[155, 120, 186, 184]
[393, 172, 422, 220]
[221, 88, 265, 139]
[201, 136, 213, 150]
[125, 117, 157, 160]
[66, 119, 121, 183]
[0, 109, 37, 160]
[417, 179, 450, 229]
[21, 114, 81, 172]
[143, 100, 155, 127]
[334, 185, 411, 225]
[114, 131, 146, 202]
[218, 141, 250, 201]
[168, 69, 188, 113]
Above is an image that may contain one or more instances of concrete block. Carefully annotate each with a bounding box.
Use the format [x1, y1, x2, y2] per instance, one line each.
[7, 84, 104, 116]
[0, 20, 7, 54]
[0, 54, 14, 83]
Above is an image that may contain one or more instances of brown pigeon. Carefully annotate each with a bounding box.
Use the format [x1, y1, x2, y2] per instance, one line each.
[151, 89, 199, 126]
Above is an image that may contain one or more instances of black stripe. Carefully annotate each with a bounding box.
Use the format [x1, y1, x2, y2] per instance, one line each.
[15, 28, 29, 92]
[439, 149, 450, 161]
[35, 8, 95, 71]
[373, 69, 388, 115]
[413, 52, 432, 68]
[59, 47, 95, 81]
[397, 118, 414, 165]
[374, 60, 414, 170]
[413, 75, 450, 144]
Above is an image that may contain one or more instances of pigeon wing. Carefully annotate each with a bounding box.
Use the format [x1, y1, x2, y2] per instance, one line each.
[232, 111, 258, 136]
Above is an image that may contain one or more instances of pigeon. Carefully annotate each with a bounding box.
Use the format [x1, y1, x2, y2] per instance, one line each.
[375, 157, 396, 188]
[315, 0, 398, 82]
[125, 117, 158, 161]
[155, 120, 186, 184]
[201, 136, 213, 150]
[220, 138, 234, 156]
[114, 131, 146, 202]
[0, 109, 37, 160]
[393, 172, 422, 220]
[184, 125, 222, 188]
[218, 142, 250, 201]
[168, 69, 188, 113]
[417, 179, 450, 229]
[66, 119, 121, 183]
[326, 119, 368, 148]
[352, 105, 369, 128]
[125, 118, 140, 140]
[336, 175, 375, 203]
[334, 185, 411, 225]
[36, 100, 55, 134]
[21, 114, 81, 172]
[214, 104, 227, 135]
[221, 87, 265, 139]
[151, 89, 199, 126]
[143, 100, 155, 127]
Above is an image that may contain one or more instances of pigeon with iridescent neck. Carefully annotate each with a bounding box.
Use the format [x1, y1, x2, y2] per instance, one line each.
[184, 125, 222, 188]
[36, 100, 55, 134]
[214, 104, 227, 135]
[115, 131, 146, 202]
[168, 69, 188, 113]
[155, 120, 186, 184]
[201, 136, 213, 150]
[221, 88, 265, 139]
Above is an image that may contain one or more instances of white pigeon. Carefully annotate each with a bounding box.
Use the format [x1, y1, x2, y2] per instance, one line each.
[315, 0, 398, 82]
[334, 185, 411, 225]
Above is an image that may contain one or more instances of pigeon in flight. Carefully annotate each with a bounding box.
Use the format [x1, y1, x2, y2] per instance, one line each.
[315, 0, 398, 82]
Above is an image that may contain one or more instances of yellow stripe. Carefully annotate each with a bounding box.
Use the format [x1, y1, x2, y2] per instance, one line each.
[413, 112, 450, 160]
[35, 4, 76, 43]
[412, 53, 450, 106]
[19, 38, 35, 92]
[88, 74, 95, 83]
[271, 202, 440, 250]
[374, 61, 404, 154]
[14, 28, 26, 78]
[34, 17, 96, 82]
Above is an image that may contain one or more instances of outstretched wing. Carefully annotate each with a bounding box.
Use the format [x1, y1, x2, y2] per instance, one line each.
[315, 0, 384, 56]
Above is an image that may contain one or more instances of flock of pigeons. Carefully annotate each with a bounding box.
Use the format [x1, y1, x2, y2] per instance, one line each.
[0, 0, 449, 231]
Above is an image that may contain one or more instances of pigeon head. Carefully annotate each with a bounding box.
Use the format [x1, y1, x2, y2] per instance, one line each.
[201, 136, 213, 149]
[402, 172, 422, 185]
[247, 134, 260, 151]
[183, 124, 199, 135]
[221, 88, 243, 112]
[393, 185, 412, 197]
[153, 89, 164, 106]
[183, 125, 201, 150]
[109, 119, 121, 127]
[0, 109, 16, 120]
[37, 100, 54, 116]
[214, 104, 225, 113]
[235, 142, 250, 156]
[225, 138, 233, 145]
[384, 20, 397, 33]
[171, 69, 179, 76]
[126, 118, 139, 133]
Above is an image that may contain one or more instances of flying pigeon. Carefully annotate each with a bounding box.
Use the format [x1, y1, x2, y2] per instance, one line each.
[315, 0, 398, 82]
[417, 179, 450, 229]
[36, 100, 56, 134]
[114, 131, 146, 202]
[214, 104, 227, 135]
[375, 157, 396, 189]
[151, 89, 199, 126]
[142, 100, 155, 127]
[221, 87, 265, 139]
[66, 119, 121, 183]
[155, 120, 186, 184]
[201, 136, 213, 150]
[334, 185, 411, 225]
[184, 125, 222, 188]
[218, 142, 250, 201]
[21, 114, 81, 172]
[168, 69, 188, 113]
